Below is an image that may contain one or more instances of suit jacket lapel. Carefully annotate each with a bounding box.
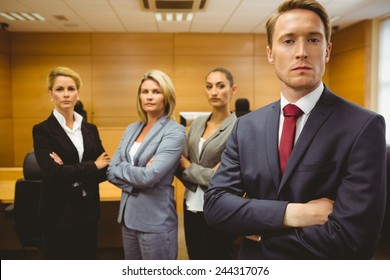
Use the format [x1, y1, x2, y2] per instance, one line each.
[81, 122, 93, 162]
[278, 88, 336, 192]
[133, 115, 169, 166]
[48, 114, 80, 162]
[122, 123, 143, 163]
[265, 101, 282, 190]
[200, 113, 236, 159]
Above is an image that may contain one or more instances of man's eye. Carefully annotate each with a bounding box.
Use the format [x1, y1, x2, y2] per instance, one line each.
[308, 38, 320, 43]
[284, 39, 294, 45]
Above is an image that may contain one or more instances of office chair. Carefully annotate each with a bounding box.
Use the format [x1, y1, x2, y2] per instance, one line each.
[235, 98, 251, 117]
[12, 150, 44, 249]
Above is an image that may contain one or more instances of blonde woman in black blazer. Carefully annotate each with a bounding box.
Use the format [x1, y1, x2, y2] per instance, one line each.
[33, 67, 110, 259]
[176, 67, 238, 259]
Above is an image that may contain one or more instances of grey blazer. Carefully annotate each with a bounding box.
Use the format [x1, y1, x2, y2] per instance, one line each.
[177, 113, 237, 192]
[107, 115, 185, 232]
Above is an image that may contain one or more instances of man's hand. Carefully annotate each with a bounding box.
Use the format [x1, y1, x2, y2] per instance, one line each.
[284, 197, 334, 228]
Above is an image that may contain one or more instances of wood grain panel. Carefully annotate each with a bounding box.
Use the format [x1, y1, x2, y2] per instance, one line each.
[98, 127, 127, 158]
[0, 30, 10, 53]
[13, 118, 40, 166]
[0, 119, 14, 166]
[175, 33, 254, 56]
[331, 21, 371, 55]
[329, 49, 366, 106]
[93, 116, 139, 128]
[254, 57, 280, 109]
[0, 53, 11, 118]
[92, 33, 173, 55]
[11, 56, 92, 119]
[174, 56, 254, 114]
[254, 34, 269, 57]
[10, 33, 91, 55]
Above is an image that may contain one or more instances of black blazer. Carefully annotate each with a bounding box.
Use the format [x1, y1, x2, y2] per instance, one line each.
[33, 114, 107, 231]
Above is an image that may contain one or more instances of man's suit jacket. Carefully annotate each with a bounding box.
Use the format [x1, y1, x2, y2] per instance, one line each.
[107, 115, 185, 233]
[177, 113, 237, 192]
[204, 86, 387, 259]
[33, 114, 107, 231]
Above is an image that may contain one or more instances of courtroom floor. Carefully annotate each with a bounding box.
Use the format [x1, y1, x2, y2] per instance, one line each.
[0, 213, 189, 260]
[1, 210, 389, 260]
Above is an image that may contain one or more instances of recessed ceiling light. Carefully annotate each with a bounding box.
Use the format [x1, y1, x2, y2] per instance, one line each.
[154, 12, 193, 22]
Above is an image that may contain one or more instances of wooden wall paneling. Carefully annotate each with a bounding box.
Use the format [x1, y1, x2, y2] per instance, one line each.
[254, 34, 269, 57]
[0, 119, 14, 166]
[0, 30, 13, 166]
[174, 56, 254, 114]
[175, 33, 254, 56]
[0, 30, 10, 53]
[13, 118, 41, 166]
[329, 49, 366, 106]
[331, 21, 371, 55]
[253, 57, 280, 110]
[91, 55, 174, 127]
[10, 33, 91, 55]
[0, 53, 12, 118]
[174, 178, 185, 214]
[329, 21, 370, 107]
[11, 56, 92, 119]
[92, 33, 173, 55]
[98, 127, 127, 159]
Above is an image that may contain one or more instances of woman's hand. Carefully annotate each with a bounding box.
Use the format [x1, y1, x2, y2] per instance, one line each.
[94, 152, 110, 170]
[212, 162, 221, 172]
[146, 156, 155, 167]
[49, 152, 63, 165]
[179, 155, 191, 169]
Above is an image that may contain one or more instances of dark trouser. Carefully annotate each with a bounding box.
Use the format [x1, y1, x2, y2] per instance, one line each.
[43, 221, 97, 260]
[184, 201, 237, 260]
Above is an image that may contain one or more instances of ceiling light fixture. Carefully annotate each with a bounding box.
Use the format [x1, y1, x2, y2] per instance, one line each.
[0, 12, 46, 21]
[10, 12, 25, 21]
[155, 12, 193, 22]
[330, 15, 341, 23]
[176, 13, 183, 22]
[166, 13, 173, 22]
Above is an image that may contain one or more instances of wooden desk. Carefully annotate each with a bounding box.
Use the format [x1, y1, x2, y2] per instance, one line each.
[0, 178, 121, 204]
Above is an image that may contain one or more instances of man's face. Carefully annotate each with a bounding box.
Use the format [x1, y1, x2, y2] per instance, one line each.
[267, 9, 332, 96]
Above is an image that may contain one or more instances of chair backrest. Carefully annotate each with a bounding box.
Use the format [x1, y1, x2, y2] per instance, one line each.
[13, 151, 44, 248]
[22, 151, 42, 181]
[235, 98, 251, 117]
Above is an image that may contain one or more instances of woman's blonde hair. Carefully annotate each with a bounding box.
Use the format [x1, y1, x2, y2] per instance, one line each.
[136, 70, 176, 123]
[47, 66, 82, 90]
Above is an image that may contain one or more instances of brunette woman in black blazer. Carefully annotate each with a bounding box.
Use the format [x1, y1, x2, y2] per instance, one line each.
[33, 67, 110, 259]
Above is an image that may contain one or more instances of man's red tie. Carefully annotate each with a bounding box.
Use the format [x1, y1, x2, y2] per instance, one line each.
[279, 104, 303, 173]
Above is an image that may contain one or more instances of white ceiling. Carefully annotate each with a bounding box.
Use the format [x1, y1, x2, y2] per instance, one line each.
[0, 0, 389, 33]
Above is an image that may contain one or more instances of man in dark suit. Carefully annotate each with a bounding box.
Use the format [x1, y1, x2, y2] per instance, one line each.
[204, 0, 386, 259]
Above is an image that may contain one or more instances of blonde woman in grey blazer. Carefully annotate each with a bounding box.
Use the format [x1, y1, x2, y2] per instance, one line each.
[107, 70, 185, 260]
[176, 68, 238, 259]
